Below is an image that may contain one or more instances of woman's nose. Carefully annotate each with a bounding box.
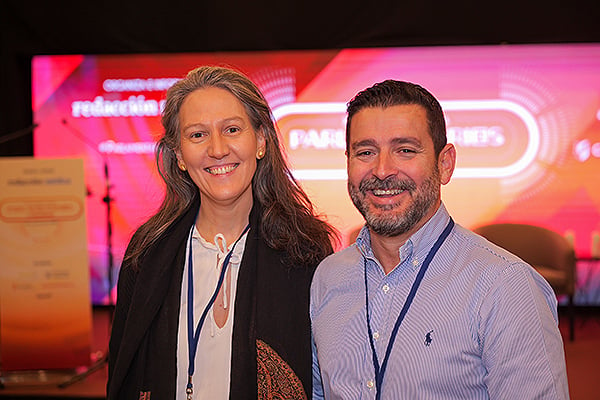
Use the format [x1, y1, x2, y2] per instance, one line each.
[207, 133, 229, 159]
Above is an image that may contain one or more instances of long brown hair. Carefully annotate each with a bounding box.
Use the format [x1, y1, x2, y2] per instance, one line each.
[124, 65, 337, 268]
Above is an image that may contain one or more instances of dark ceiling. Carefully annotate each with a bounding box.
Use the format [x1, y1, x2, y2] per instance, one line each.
[2, 0, 599, 155]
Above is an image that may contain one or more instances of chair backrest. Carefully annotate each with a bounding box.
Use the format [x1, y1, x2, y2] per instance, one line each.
[473, 223, 576, 295]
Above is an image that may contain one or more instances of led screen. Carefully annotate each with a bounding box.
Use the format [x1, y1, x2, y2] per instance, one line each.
[32, 44, 600, 304]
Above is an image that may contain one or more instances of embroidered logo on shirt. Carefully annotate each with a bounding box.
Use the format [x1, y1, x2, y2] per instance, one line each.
[138, 391, 151, 400]
[424, 330, 434, 347]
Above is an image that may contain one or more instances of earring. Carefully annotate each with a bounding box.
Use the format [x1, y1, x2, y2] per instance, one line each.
[179, 163, 187, 171]
[257, 149, 265, 159]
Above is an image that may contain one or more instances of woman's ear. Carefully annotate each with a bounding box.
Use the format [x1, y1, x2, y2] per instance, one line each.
[175, 150, 186, 171]
[256, 128, 267, 159]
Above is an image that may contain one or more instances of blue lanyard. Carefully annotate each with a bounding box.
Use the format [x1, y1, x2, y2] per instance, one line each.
[364, 218, 454, 400]
[185, 223, 250, 399]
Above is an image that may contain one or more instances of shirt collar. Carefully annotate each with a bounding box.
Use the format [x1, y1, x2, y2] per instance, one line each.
[190, 224, 248, 266]
[356, 203, 452, 272]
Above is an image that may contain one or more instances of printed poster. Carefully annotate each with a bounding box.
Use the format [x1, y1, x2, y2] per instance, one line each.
[0, 157, 92, 370]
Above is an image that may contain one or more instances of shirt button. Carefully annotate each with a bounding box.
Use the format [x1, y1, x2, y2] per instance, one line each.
[366, 379, 375, 389]
[412, 258, 419, 267]
[382, 284, 390, 293]
[373, 332, 380, 340]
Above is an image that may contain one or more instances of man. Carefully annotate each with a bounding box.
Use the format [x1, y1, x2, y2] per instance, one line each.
[310, 80, 569, 399]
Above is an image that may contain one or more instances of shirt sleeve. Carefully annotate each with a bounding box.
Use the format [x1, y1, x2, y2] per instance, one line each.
[479, 262, 569, 400]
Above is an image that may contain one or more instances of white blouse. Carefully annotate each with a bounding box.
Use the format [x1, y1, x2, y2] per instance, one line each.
[176, 225, 248, 400]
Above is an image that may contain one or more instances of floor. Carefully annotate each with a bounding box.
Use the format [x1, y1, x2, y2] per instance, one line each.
[1, 307, 599, 399]
[561, 308, 600, 400]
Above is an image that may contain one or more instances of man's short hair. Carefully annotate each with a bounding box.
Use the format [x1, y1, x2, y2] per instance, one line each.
[346, 80, 447, 155]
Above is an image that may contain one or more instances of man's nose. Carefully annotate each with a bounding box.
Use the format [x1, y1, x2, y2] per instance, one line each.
[373, 151, 398, 180]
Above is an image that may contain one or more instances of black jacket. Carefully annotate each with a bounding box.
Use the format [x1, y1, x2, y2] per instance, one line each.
[107, 199, 318, 399]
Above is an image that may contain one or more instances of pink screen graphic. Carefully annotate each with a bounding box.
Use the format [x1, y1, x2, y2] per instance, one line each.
[32, 45, 600, 304]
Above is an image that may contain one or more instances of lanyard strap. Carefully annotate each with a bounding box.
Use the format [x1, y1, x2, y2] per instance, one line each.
[365, 218, 454, 400]
[186, 223, 250, 398]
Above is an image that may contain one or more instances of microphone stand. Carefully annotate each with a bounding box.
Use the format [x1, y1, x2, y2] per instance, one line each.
[59, 119, 115, 388]
[102, 160, 115, 317]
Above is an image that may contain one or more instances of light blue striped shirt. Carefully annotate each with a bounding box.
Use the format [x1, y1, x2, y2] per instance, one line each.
[311, 204, 569, 399]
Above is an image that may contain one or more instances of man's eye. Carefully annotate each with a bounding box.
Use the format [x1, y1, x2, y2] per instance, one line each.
[356, 150, 373, 157]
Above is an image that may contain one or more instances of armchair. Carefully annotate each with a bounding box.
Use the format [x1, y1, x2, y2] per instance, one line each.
[473, 223, 576, 341]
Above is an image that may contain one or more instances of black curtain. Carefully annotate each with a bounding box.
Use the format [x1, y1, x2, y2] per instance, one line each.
[2, 0, 599, 156]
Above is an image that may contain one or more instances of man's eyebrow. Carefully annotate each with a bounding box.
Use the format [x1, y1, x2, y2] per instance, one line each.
[350, 139, 378, 151]
[350, 137, 423, 151]
[390, 137, 423, 148]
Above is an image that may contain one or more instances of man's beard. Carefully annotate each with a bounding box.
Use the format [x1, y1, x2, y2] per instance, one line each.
[348, 169, 440, 237]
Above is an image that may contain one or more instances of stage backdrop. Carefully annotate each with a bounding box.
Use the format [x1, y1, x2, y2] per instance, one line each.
[32, 44, 600, 305]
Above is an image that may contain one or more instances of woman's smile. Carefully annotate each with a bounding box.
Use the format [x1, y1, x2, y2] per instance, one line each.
[205, 163, 239, 175]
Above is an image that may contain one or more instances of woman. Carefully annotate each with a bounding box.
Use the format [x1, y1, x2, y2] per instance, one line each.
[107, 66, 337, 399]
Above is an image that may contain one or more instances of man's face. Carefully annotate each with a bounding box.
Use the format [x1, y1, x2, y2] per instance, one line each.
[347, 104, 454, 238]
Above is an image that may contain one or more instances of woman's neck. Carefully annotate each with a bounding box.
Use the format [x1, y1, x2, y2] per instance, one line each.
[195, 197, 252, 245]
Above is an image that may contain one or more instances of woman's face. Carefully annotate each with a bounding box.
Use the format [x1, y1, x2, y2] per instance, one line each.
[177, 87, 266, 210]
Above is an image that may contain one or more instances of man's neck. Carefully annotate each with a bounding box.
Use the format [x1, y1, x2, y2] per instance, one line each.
[368, 203, 443, 274]
[369, 231, 409, 275]
[368, 216, 434, 275]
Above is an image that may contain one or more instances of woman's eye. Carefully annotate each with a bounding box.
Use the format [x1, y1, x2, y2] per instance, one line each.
[225, 126, 241, 135]
[190, 131, 206, 139]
